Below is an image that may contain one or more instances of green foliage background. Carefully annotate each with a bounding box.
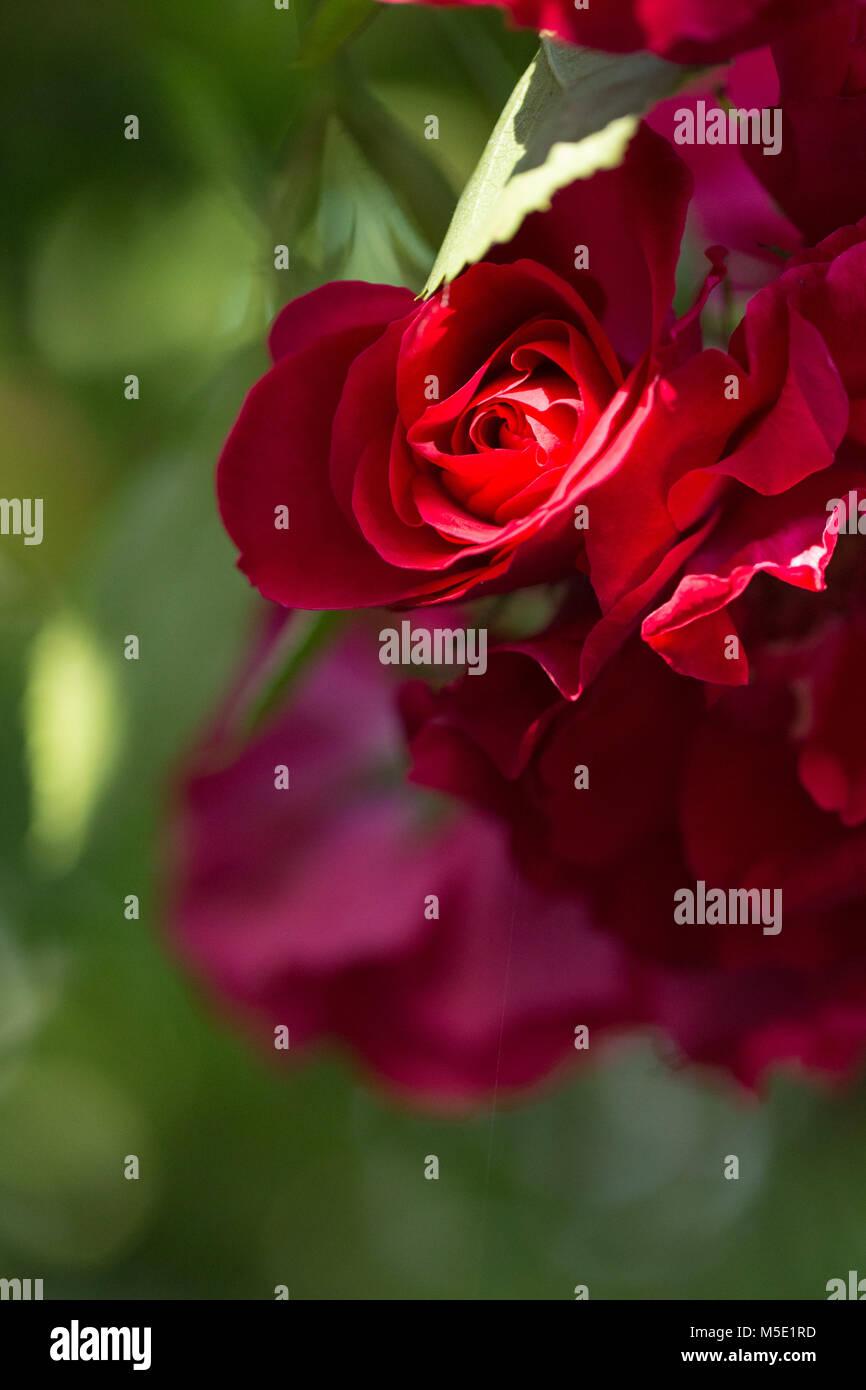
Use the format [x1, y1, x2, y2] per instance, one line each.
[0, 0, 864, 1300]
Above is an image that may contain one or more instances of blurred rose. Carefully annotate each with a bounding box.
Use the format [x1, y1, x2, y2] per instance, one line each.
[170, 613, 643, 1104]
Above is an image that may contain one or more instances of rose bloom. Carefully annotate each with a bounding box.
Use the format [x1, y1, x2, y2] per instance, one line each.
[379, 0, 843, 64]
[217, 128, 694, 609]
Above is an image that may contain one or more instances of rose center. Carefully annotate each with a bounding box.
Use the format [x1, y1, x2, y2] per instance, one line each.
[467, 396, 562, 464]
[404, 315, 622, 528]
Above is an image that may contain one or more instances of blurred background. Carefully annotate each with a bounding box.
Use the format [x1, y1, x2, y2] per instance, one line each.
[1, 0, 864, 1300]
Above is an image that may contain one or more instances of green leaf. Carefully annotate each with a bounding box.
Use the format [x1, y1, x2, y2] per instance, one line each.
[336, 81, 456, 258]
[424, 40, 697, 296]
[297, 115, 436, 289]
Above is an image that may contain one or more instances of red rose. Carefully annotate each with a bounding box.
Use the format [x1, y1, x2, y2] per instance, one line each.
[217, 128, 691, 609]
[379, 0, 844, 64]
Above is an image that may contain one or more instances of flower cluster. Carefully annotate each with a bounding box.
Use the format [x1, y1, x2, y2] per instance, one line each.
[175, 1, 866, 1104]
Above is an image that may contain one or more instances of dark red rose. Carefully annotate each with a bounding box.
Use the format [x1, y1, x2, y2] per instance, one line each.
[742, 0, 866, 245]
[403, 592, 866, 1084]
[379, 0, 844, 64]
[217, 128, 692, 609]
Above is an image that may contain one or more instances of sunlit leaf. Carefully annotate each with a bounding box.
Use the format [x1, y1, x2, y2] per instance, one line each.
[424, 40, 695, 295]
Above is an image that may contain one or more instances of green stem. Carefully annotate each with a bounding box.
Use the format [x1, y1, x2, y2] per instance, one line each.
[236, 609, 345, 742]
